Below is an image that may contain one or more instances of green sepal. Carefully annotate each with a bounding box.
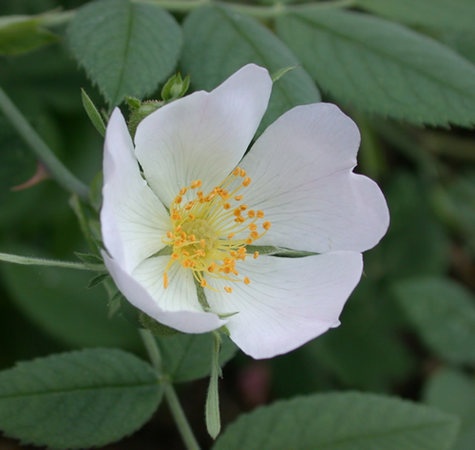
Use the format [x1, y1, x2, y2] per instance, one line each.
[74, 252, 103, 266]
[271, 65, 297, 83]
[88, 171, 103, 213]
[161, 73, 191, 101]
[80, 88, 106, 137]
[87, 272, 109, 289]
[0, 15, 58, 55]
[206, 332, 222, 439]
[126, 97, 163, 137]
[246, 245, 317, 258]
[139, 312, 180, 337]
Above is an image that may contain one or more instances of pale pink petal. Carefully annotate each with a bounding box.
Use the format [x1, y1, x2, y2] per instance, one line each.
[134, 64, 272, 207]
[204, 252, 363, 359]
[240, 103, 389, 253]
[103, 253, 226, 333]
[101, 108, 170, 272]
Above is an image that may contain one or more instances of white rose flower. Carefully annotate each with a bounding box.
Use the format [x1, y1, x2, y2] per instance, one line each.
[101, 64, 389, 359]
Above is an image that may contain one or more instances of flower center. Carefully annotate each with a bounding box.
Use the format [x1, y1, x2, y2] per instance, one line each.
[162, 167, 271, 294]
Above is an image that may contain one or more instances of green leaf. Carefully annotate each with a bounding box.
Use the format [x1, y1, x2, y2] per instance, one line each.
[67, 0, 182, 106]
[0, 113, 36, 201]
[276, 9, 475, 127]
[309, 281, 415, 391]
[370, 173, 449, 280]
[0, 263, 141, 351]
[393, 277, 475, 365]
[424, 368, 475, 450]
[439, 30, 475, 65]
[355, 0, 475, 31]
[158, 332, 237, 383]
[0, 15, 57, 55]
[433, 172, 475, 253]
[0, 348, 162, 449]
[181, 5, 320, 131]
[213, 392, 458, 450]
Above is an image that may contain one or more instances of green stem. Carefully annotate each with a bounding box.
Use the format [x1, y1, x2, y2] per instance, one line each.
[135, 0, 354, 18]
[6, 0, 355, 32]
[0, 86, 89, 199]
[140, 329, 201, 450]
[164, 384, 201, 450]
[139, 328, 164, 374]
[0, 252, 104, 271]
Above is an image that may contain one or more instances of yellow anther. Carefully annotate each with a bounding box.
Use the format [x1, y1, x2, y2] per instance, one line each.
[220, 190, 230, 200]
[253, 251, 259, 259]
[164, 168, 269, 293]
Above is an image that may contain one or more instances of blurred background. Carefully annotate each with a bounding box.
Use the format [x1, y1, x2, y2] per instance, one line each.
[1, 0, 474, 449]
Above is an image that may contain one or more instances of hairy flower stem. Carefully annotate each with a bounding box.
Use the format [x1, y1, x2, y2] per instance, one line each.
[140, 329, 201, 450]
[0, 86, 89, 199]
[0, 252, 104, 271]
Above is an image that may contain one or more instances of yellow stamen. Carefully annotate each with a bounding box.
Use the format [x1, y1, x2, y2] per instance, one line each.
[161, 166, 270, 294]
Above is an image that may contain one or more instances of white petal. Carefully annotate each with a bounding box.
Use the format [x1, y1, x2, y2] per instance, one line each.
[204, 252, 363, 359]
[134, 64, 272, 206]
[240, 103, 389, 252]
[132, 256, 202, 313]
[104, 253, 226, 333]
[101, 108, 170, 272]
